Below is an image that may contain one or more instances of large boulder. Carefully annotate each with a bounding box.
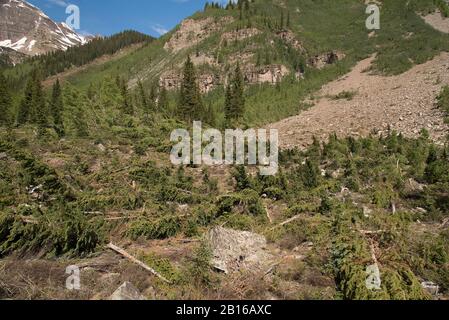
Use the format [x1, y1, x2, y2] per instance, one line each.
[109, 282, 146, 301]
[207, 227, 274, 274]
[309, 51, 345, 69]
[403, 178, 425, 196]
[421, 281, 439, 296]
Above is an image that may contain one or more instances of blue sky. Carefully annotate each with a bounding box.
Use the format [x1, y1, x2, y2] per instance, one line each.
[27, 0, 228, 37]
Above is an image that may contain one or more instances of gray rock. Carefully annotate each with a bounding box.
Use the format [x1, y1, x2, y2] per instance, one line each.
[109, 282, 146, 301]
[404, 178, 425, 195]
[97, 143, 106, 152]
[421, 281, 439, 296]
[363, 206, 373, 217]
[415, 207, 428, 214]
[207, 227, 274, 274]
[331, 169, 342, 179]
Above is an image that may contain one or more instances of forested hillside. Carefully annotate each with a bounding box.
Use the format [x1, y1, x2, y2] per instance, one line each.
[2, 30, 153, 90]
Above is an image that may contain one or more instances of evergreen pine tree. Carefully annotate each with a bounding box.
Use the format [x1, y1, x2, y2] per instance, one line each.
[224, 82, 233, 122]
[66, 87, 88, 137]
[32, 74, 48, 136]
[244, 0, 250, 13]
[120, 79, 133, 115]
[158, 86, 169, 113]
[50, 79, 65, 137]
[137, 80, 148, 111]
[17, 76, 34, 125]
[149, 82, 157, 104]
[232, 63, 245, 119]
[0, 73, 12, 126]
[204, 102, 217, 127]
[224, 64, 245, 125]
[302, 159, 319, 189]
[178, 56, 203, 122]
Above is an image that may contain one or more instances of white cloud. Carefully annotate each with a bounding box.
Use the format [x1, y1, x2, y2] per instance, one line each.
[151, 24, 169, 36]
[46, 0, 70, 7]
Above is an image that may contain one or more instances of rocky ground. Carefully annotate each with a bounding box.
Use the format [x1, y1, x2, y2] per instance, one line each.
[423, 11, 449, 34]
[268, 53, 449, 150]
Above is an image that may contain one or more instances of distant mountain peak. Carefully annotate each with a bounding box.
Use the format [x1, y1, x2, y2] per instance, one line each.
[0, 0, 88, 56]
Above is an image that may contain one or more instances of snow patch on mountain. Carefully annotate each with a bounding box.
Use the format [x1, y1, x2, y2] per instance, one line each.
[0, 0, 89, 56]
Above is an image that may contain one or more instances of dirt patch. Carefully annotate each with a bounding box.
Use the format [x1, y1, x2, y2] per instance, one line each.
[0, 252, 161, 300]
[268, 53, 449, 150]
[422, 11, 449, 34]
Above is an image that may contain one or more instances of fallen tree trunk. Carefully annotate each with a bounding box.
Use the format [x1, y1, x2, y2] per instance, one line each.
[278, 214, 302, 227]
[359, 230, 385, 235]
[106, 243, 171, 284]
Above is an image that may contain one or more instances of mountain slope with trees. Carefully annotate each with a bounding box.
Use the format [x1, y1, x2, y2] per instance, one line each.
[0, 0, 449, 300]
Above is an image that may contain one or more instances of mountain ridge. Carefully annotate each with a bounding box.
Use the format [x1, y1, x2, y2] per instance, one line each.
[0, 0, 88, 58]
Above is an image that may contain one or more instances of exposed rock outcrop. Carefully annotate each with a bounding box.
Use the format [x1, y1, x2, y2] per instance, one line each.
[0, 45, 26, 65]
[164, 17, 233, 53]
[221, 28, 261, 42]
[190, 53, 216, 67]
[309, 51, 346, 69]
[244, 64, 290, 85]
[207, 227, 274, 274]
[276, 29, 304, 51]
[109, 281, 146, 300]
[159, 70, 182, 91]
[159, 71, 219, 94]
[198, 73, 218, 93]
[159, 63, 290, 93]
[421, 281, 439, 296]
[403, 178, 425, 196]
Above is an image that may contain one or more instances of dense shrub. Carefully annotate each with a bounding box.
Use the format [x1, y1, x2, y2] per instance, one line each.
[128, 216, 181, 240]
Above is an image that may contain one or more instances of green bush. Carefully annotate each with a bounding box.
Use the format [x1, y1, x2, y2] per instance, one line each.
[189, 240, 213, 287]
[128, 216, 181, 240]
[263, 187, 285, 200]
[216, 189, 266, 216]
[0, 208, 103, 257]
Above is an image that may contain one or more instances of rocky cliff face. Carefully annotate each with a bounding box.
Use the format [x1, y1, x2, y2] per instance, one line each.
[309, 51, 346, 69]
[132, 4, 352, 97]
[0, 0, 88, 56]
[0, 45, 26, 66]
[159, 70, 220, 94]
[159, 64, 290, 94]
[164, 17, 234, 53]
[243, 64, 290, 85]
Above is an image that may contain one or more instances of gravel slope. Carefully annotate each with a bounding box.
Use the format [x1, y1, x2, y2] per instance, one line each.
[268, 53, 449, 150]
